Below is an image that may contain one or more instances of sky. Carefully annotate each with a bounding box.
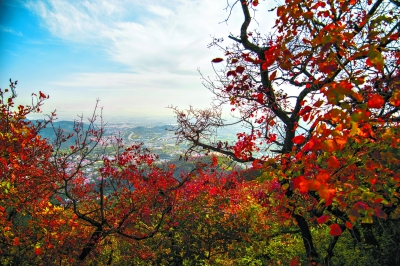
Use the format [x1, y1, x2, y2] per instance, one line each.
[0, 0, 275, 122]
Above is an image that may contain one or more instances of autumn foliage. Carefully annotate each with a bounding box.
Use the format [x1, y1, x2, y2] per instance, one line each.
[1, 0, 400, 265]
[172, 0, 400, 264]
[0, 82, 184, 263]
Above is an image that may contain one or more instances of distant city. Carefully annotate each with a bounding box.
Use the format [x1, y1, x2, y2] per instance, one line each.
[35, 117, 249, 162]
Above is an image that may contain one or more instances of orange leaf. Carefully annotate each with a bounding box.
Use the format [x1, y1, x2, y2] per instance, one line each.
[345, 221, 353, 230]
[307, 179, 321, 191]
[329, 224, 342, 236]
[318, 185, 335, 204]
[277, 5, 285, 16]
[12, 237, 20, 246]
[293, 176, 308, 193]
[334, 136, 347, 150]
[313, 100, 324, 108]
[321, 139, 338, 152]
[389, 90, 400, 107]
[367, 94, 385, 109]
[316, 171, 329, 182]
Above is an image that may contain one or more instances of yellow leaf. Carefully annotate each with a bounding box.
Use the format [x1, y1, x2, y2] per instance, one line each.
[350, 121, 359, 136]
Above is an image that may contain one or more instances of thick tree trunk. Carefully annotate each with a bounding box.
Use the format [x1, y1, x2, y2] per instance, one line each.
[294, 214, 319, 263]
[79, 227, 102, 261]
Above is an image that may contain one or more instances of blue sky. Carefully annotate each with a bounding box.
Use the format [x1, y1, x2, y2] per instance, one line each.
[1, 0, 274, 121]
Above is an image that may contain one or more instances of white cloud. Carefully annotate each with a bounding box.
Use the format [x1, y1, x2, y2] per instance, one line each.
[24, 0, 251, 74]
[0, 26, 23, 36]
[23, 0, 277, 119]
[147, 5, 173, 17]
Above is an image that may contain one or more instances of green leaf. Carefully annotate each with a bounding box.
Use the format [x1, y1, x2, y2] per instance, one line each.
[367, 49, 384, 71]
[362, 216, 373, 224]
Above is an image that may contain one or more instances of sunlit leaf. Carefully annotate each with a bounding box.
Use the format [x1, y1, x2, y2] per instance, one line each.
[367, 94, 385, 109]
[293, 135, 306, 145]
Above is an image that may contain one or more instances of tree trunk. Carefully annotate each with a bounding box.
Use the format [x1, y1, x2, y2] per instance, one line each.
[79, 227, 102, 260]
[294, 214, 319, 263]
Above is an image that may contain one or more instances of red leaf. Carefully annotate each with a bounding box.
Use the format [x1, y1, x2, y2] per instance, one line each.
[367, 94, 385, 109]
[327, 156, 341, 168]
[277, 5, 285, 16]
[317, 215, 331, 224]
[227, 70, 237, 77]
[290, 256, 300, 266]
[319, 62, 337, 73]
[12, 237, 20, 246]
[244, 57, 255, 63]
[269, 70, 277, 80]
[212, 58, 224, 63]
[313, 100, 324, 108]
[35, 247, 43, 256]
[256, 93, 264, 104]
[329, 224, 342, 236]
[298, 106, 312, 116]
[345, 221, 353, 230]
[374, 208, 388, 219]
[209, 187, 219, 195]
[390, 33, 399, 40]
[236, 66, 245, 74]
[293, 176, 308, 193]
[211, 156, 218, 167]
[292, 135, 306, 145]
[366, 58, 373, 67]
[262, 62, 268, 70]
[303, 138, 319, 152]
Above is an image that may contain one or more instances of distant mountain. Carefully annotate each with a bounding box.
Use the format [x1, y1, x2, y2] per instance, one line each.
[31, 120, 90, 148]
[129, 125, 173, 134]
[33, 120, 175, 148]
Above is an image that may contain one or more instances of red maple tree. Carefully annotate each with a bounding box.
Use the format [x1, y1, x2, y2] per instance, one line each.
[172, 0, 400, 263]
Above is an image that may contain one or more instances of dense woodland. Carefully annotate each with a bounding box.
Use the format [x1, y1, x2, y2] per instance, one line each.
[1, 0, 399, 265]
